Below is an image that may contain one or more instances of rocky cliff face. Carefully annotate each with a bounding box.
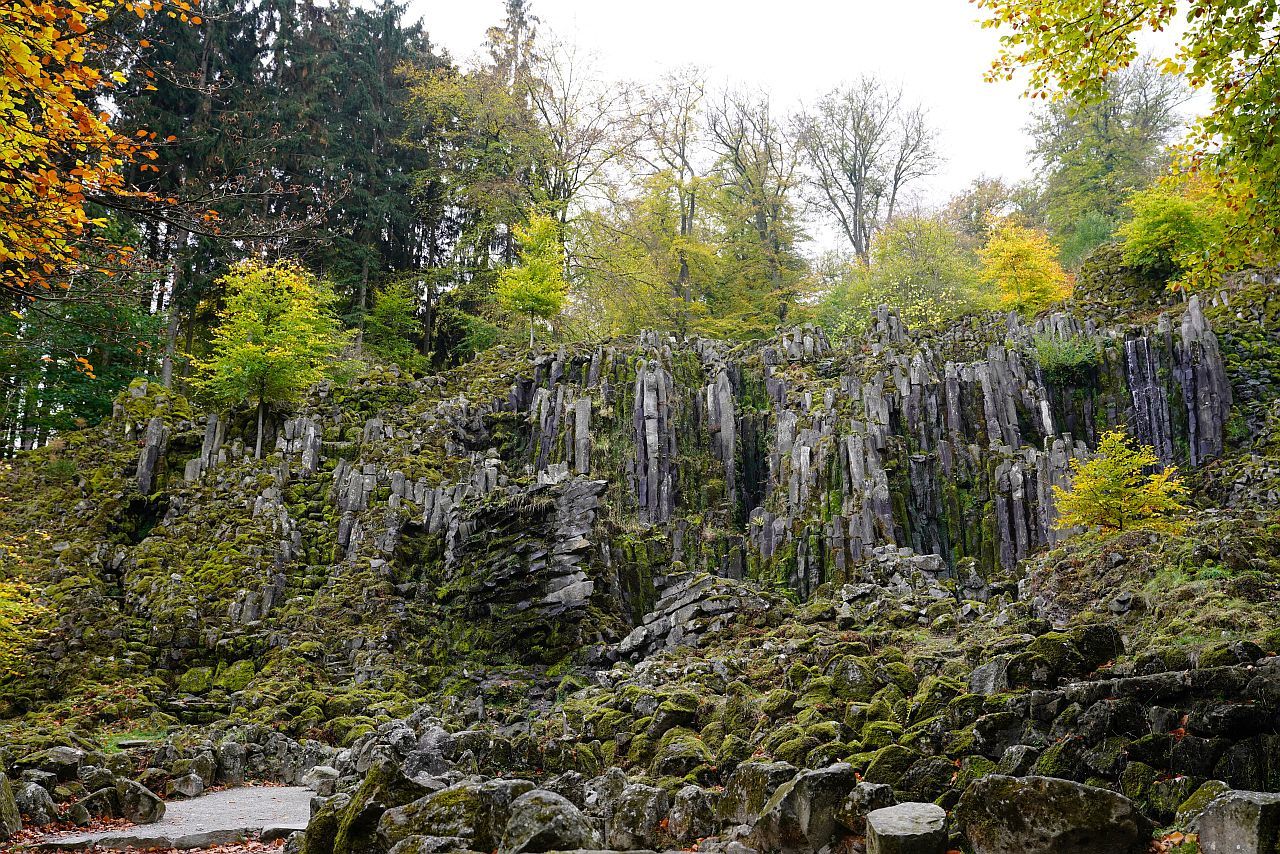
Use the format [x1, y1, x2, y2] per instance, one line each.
[0, 294, 1243, 740]
[4, 279, 1280, 854]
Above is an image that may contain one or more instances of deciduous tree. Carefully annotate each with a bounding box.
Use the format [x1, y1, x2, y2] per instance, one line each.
[193, 261, 349, 458]
[1117, 174, 1229, 283]
[1052, 428, 1188, 532]
[495, 213, 569, 347]
[793, 78, 940, 264]
[0, 0, 175, 298]
[975, 0, 1280, 282]
[978, 219, 1072, 315]
[817, 217, 988, 335]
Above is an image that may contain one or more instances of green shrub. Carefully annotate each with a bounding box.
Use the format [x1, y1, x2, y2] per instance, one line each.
[1034, 333, 1100, 385]
[45, 457, 77, 483]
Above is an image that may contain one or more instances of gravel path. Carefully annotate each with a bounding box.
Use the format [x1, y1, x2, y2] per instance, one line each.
[37, 786, 313, 851]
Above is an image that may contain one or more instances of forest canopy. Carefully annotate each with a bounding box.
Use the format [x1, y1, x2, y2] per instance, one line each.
[0, 0, 1274, 451]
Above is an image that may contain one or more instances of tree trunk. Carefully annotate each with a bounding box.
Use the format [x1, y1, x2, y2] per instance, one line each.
[160, 278, 183, 388]
[529, 313, 535, 348]
[356, 253, 369, 345]
[255, 399, 265, 459]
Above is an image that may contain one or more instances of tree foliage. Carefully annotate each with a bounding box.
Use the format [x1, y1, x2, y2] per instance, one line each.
[193, 261, 349, 456]
[364, 280, 427, 374]
[0, 578, 47, 679]
[944, 176, 1046, 248]
[818, 217, 989, 335]
[975, 0, 1280, 281]
[978, 219, 1072, 315]
[1052, 428, 1189, 532]
[0, 0, 174, 297]
[1117, 173, 1230, 283]
[1028, 61, 1185, 240]
[495, 212, 569, 346]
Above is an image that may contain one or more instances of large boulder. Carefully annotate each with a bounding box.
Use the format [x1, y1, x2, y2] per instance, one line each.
[497, 789, 601, 853]
[835, 782, 895, 834]
[379, 777, 535, 853]
[168, 773, 205, 799]
[387, 837, 476, 854]
[304, 759, 431, 854]
[1197, 790, 1280, 854]
[605, 783, 669, 851]
[0, 773, 21, 841]
[865, 803, 948, 854]
[718, 760, 798, 825]
[747, 763, 857, 854]
[24, 746, 85, 782]
[668, 785, 717, 843]
[15, 781, 58, 826]
[956, 775, 1152, 854]
[582, 768, 628, 820]
[116, 779, 165, 824]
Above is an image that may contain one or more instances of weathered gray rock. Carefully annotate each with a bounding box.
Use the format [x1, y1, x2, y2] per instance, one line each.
[498, 789, 601, 853]
[79, 766, 116, 793]
[618, 572, 772, 660]
[1197, 790, 1280, 854]
[27, 746, 85, 781]
[302, 765, 340, 796]
[582, 768, 628, 820]
[605, 783, 669, 850]
[747, 763, 857, 854]
[835, 781, 895, 833]
[169, 773, 205, 799]
[379, 777, 535, 853]
[719, 760, 798, 826]
[117, 779, 166, 823]
[80, 786, 121, 819]
[0, 773, 21, 841]
[216, 741, 247, 785]
[16, 780, 58, 825]
[668, 785, 716, 843]
[387, 836, 477, 854]
[136, 414, 169, 494]
[865, 803, 947, 854]
[956, 775, 1152, 854]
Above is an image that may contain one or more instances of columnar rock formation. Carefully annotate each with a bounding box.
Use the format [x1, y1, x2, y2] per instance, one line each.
[9, 299, 1236, 720]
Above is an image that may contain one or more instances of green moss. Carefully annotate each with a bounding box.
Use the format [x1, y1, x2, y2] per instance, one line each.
[860, 744, 921, 785]
[213, 660, 255, 692]
[176, 667, 213, 695]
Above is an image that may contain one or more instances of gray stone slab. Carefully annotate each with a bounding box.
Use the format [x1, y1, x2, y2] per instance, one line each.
[37, 785, 311, 850]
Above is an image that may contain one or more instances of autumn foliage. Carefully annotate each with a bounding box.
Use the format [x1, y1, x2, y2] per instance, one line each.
[978, 218, 1072, 315]
[1052, 428, 1189, 533]
[0, 0, 193, 297]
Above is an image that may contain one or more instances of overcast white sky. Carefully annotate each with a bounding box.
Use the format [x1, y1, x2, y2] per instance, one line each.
[407, 0, 1040, 207]
[405, 0, 1198, 240]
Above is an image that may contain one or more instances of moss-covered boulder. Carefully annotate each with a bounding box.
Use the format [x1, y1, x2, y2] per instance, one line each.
[861, 744, 921, 787]
[378, 777, 535, 853]
[176, 667, 214, 695]
[956, 775, 1153, 854]
[746, 763, 857, 854]
[1175, 779, 1230, 831]
[213, 660, 256, 692]
[649, 728, 713, 779]
[0, 773, 21, 842]
[304, 759, 431, 854]
[497, 789, 600, 854]
[719, 760, 798, 825]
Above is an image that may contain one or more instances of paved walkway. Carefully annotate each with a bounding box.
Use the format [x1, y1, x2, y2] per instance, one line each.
[38, 786, 313, 850]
